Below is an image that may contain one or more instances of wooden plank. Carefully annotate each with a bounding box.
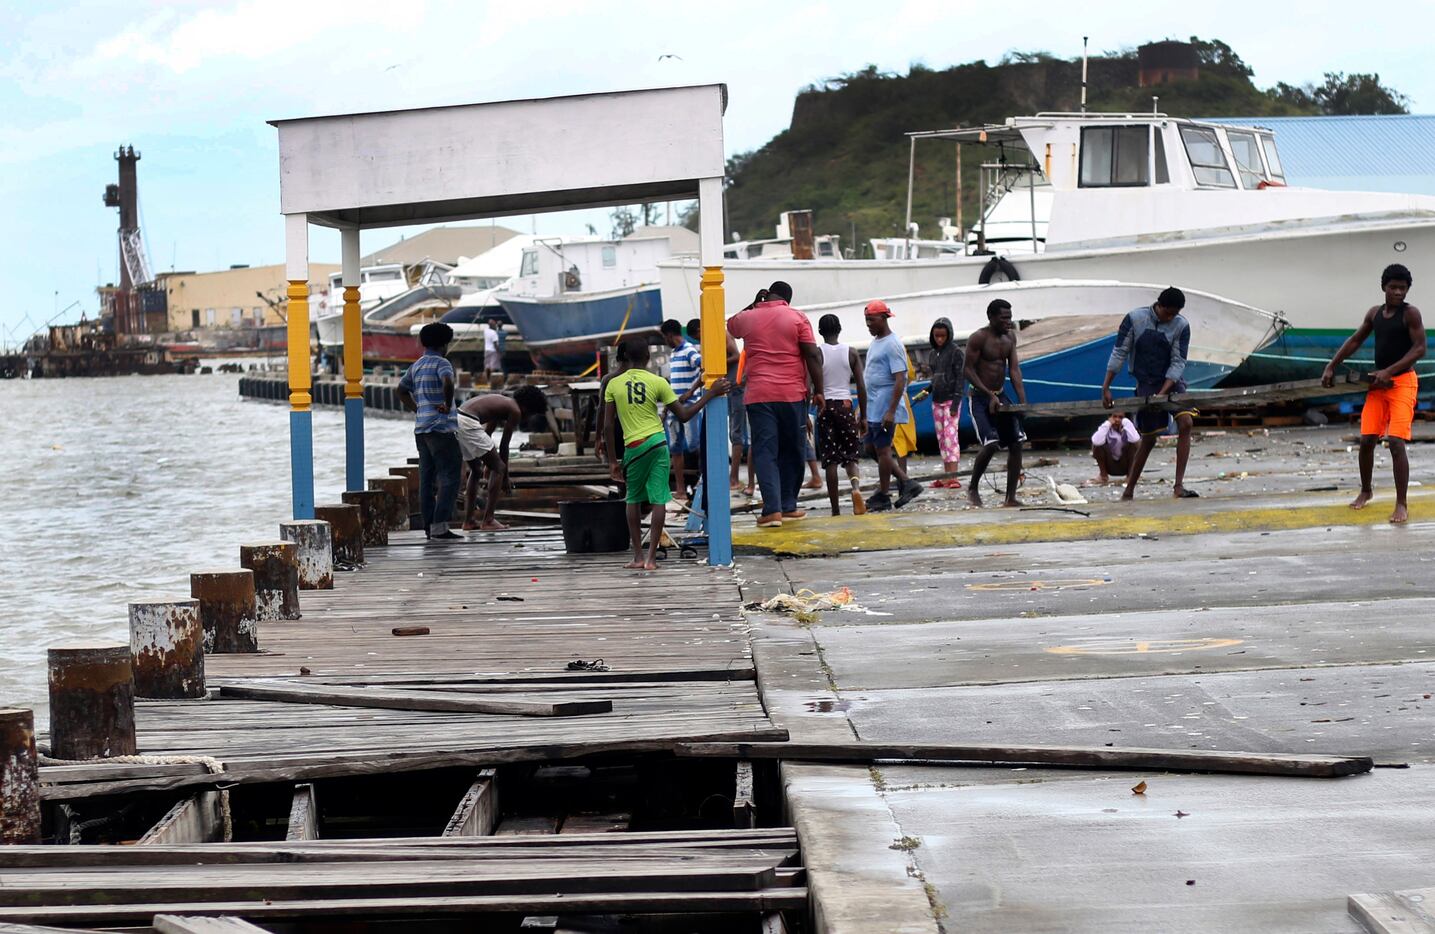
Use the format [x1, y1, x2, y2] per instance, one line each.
[0, 888, 810, 924]
[496, 816, 561, 836]
[153, 916, 273, 934]
[761, 911, 790, 934]
[285, 784, 318, 842]
[1001, 372, 1367, 417]
[218, 682, 613, 718]
[138, 792, 223, 846]
[443, 769, 498, 837]
[675, 741, 1373, 778]
[559, 813, 631, 834]
[1349, 888, 1435, 933]
[733, 761, 756, 829]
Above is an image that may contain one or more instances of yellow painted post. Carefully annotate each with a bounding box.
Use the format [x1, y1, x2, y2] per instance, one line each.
[699, 267, 727, 382]
[287, 278, 314, 518]
[342, 284, 364, 490]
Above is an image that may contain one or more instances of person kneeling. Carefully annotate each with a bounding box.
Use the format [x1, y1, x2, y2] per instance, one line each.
[1091, 412, 1139, 485]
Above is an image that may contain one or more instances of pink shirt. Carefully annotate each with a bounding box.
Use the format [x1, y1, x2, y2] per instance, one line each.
[727, 300, 815, 404]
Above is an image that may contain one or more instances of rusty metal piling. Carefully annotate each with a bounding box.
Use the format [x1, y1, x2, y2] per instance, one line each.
[341, 490, 389, 547]
[314, 503, 364, 568]
[240, 542, 302, 620]
[280, 519, 334, 590]
[128, 598, 206, 699]
[0, 708, 41, 844]
[47, 646, 138, 759]
[190, 570, 259, 653]
[389, 465, 421, 529]
[367, 476, 409, 530]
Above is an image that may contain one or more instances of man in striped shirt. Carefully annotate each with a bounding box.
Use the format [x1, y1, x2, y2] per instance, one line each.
[661, 319, 703, 503]
[398, 323, 463, 541]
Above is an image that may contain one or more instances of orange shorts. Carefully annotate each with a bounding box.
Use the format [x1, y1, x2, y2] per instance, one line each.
[1360, 370, 1419, 441]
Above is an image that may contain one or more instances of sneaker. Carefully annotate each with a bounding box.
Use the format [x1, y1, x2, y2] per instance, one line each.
[781, 509, 807, 521]
[851, 488, 866, 515]
[431, 530, 463, 541]
[756, 513, 784, 528]
[866, 491, 892, 512]
[895, 480, 924, 508]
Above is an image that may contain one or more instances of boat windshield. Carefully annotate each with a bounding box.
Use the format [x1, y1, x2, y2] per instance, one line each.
[1260, 133, 1285, 182]
[1180, 125, 1236, 188]
[1079, 125, 1150, 187]
[519, 250, 538, 277]
[1225, 130, 1267, 188]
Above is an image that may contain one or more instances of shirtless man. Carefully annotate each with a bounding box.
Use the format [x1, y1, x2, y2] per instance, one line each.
[455, 386, 547, 530]
[964, 299, 1027, 507]
[1322, 263, 1426, 524]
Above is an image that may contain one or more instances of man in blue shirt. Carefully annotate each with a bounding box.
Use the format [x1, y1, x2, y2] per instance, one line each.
[661, 319, 703, 504]
[1100, 286, 1199, 501]
[862, 300, 922, 511]
[398, 322, 463, 540]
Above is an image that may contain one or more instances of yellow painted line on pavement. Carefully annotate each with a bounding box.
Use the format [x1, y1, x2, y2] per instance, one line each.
[1045, 638, 1244, 656]
[732, 490, 1433, 556]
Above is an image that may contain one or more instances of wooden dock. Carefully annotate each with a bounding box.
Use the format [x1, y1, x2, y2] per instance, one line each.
[15, 527, 800, 931]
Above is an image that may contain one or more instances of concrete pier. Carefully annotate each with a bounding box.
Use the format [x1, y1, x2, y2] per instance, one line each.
[313, 503, 364, 568]
[189, 569, 259, 654]
[239, 542, 301, 620]
[0, 708, 41, 844]
[46, 646, 137, 760]
[280, 519, 334, 590]
[127, 598, 206, 699]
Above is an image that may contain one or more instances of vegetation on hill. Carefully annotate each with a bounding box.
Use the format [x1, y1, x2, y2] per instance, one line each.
[711, 39, 1409, 252]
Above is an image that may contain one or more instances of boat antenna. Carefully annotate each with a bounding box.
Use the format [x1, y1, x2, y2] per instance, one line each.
[1152, 95, 1160, 115]
[1080, 36, 1089, 114]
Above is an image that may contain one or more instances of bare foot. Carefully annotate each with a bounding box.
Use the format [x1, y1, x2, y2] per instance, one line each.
[1091, 474, 1110, 486]
[743, 486, 755, 497]
[1349, 490, 1373, 510]
[967, 488, 983, 507]
[804, 478, 824, 490]
[642, 560, 658, 571]
[1001, 498, 1024, 508]
[461, 521, 479, 531]
[1390, 504, 1409, 525]
[623, 559, 645, 569]
[479, 519, 509, 531]
[1120, 491, 1135, 501]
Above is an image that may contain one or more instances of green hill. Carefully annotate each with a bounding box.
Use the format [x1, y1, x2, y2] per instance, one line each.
[719, 39, 1407, 252]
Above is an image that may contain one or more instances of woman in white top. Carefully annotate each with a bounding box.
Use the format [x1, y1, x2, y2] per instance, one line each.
[815, 314, 867, 516]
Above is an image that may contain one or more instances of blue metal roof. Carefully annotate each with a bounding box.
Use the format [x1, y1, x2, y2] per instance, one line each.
[1205, 114, 1435, 194]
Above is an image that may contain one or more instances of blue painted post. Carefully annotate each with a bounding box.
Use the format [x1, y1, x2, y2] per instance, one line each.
[290, 409, 314, 519]
[285, 215, 314, 519]
[344, 397, 365, 492]
[703, 394, 732, 564]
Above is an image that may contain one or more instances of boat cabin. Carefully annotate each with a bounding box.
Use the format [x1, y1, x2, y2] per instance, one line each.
[508, 235, 676, 299]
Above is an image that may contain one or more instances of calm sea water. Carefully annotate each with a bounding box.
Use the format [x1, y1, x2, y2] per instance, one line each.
[0, 369, 419, 726]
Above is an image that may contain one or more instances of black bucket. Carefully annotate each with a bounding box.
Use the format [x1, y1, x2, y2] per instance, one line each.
[559, 499, 630, 554]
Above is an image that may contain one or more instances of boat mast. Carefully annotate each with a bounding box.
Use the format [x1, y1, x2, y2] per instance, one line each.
[1081, 37, 1089, 114]
[904, 136, 917, 251]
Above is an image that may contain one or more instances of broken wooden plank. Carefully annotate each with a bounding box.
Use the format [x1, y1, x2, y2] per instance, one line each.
[138, 792, 224, 846]
[217, 682, 613, 718]
[761, 911, 790, 934]
[1001, 372, 1367, 417]
[1349, 887, 1435, 934]
[285, 784, 318, 842]
[733, 761, 756, 829]
[443, 769, 498, 837]
[496, 815, 561, 836]
[674, 741, 1373, 778]
[153, 917, 273, 934]
[559, 813, 631, 834]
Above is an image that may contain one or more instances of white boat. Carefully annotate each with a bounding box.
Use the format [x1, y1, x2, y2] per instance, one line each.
[660, 112, 1435, 381]
[314, 262, 419, 349]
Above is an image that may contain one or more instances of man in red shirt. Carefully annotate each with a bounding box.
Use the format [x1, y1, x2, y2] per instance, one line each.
[726, 281, 825, 528]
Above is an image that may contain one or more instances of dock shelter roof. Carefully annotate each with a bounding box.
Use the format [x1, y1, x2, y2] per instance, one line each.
[269, 85, 728, 229]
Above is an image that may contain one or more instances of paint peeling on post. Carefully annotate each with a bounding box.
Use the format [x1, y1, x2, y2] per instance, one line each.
[128, 598, 206, 699]
[367, 476, 409, 530]
[190, 570, 259, 654]
[280, 519, 334, 590]
[47, 645, 138, 760]
[0, 708, 41, 844]
[240, 541, 302, 620]
[314, 503, 364, 569]
[341, 489, 389, 547]
[389, 465, 421, 528]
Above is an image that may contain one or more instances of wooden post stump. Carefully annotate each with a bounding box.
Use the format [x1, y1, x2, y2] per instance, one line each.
[0, 708, 40, 843]
[240, 542, 302, 620]
[367, 476, 409, 530]
[129, 598, 206, 699]
[341, 490, 389, 547]
[280, 519, 334, 590]
[390, 465, 421, 515]
[190, 570, 258, 654]
[314, 503, 364, 568]
[47, 645, 137, 760]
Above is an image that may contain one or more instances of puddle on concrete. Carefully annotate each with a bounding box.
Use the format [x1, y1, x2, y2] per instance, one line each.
[803, 697, 853, 713]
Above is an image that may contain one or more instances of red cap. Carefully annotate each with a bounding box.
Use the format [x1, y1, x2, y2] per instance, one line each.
[864, 299, 893, 317]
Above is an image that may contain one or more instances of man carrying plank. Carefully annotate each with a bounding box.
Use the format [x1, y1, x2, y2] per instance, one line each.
[1101, 287, 1198, 501]
[1322, 263, 1426, 525]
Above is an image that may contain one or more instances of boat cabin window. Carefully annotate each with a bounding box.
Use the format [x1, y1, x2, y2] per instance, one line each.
[367, 269, 402, 282]
[1180, 126, 1236, 187]
[1079, 126, 1150, 187]
[519, 249, 538, 277]
[1225, 130, 1267, 188]
[1154, 130, 1170, 184]
[601, 245, 617, 268]
[1260, 134, 1285, 182]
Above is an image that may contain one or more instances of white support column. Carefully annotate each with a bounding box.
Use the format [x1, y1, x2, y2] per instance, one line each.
[285, 213, 314, 519]
[340, 227, 364, 492]
[697, 176, 731, 566]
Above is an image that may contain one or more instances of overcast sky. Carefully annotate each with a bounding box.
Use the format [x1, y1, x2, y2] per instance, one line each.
[3, 0, 1432, 339]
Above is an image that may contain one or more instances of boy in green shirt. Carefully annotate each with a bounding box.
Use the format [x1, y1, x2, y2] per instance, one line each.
[603, 336, 728, 570]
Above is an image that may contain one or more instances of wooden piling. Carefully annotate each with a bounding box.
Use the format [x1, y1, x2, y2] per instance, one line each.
[0, 708, 41, 844]
[189, 570, 258, 654]
[366, 476, 409, 530]
[313, 503, 364, 568]
[389, 465, 421, 517]
[340, 490, 389, 547]
[279, 520, 334, 590]
[47, 645, 137, 760]
[239, 542, 301, 621]
[129, 598, 206, 699]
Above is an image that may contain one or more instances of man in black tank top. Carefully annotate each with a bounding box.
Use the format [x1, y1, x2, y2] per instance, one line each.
[1322, 263, 1427, 524]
